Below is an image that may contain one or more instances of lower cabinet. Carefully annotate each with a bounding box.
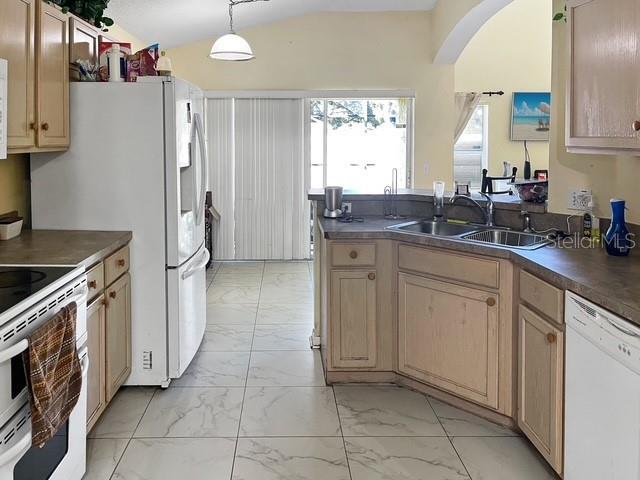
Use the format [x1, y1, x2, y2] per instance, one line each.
[398, 272, 500, 409]
[86, 295, 106, 431]
[518, 304, 564, 475]
[330, 270, 377, 368]
[105, 272, 132, 402]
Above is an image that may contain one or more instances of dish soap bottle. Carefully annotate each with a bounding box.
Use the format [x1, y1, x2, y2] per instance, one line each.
[604, 199, 631, 256]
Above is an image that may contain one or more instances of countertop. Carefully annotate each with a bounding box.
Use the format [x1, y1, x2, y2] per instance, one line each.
[319, 216, 640, 327]
[0, 230, 133, 268]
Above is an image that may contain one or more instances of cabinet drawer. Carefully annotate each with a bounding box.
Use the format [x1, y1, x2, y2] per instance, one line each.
[104, 245, 130, 286]
[86, 262, 104, 300]
[519, 271, 564, 324]
[331, 243, 376, 267]
[398, 244, 499, 289]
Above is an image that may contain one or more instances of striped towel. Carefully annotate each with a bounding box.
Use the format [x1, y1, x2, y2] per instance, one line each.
[23, 303, 82, 448]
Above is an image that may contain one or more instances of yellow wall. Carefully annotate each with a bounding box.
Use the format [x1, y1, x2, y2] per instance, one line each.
[0, 154, 30, 223]
[168, 12, 456, 188]
[548, 0, 640, 224]
[109, 24, 148, 52]
[455, 0, 552, 177]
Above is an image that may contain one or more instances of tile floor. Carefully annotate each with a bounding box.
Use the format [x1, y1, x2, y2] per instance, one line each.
[85, 261, 557, 480]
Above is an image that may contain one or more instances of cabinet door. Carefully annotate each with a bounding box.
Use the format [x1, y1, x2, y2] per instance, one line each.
[567, 0, 640, 152]
[398, 273, 499, 409]
[36, 1, 69, 148]
[330, 270, 377, 369]
[105, 273, 132, 401]
[518, 305, 564, 475]
[86, 295, 106, 431]
[0, 0, 36, 149]
[69, 16, 100, 74]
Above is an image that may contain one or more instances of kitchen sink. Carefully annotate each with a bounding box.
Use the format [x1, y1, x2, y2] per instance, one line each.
[462, 229, 552, 250]
[387, 221, 481, 237]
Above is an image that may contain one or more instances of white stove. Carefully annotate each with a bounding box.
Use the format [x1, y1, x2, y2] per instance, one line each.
[0, 265, 88, 480]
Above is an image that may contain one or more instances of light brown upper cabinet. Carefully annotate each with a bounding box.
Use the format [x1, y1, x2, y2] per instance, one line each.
[0, 0, 36, 149]
[398, 273, 500, 410]
[0, 0, 69, 153]
[566, 0, 640, 154]
[36, 1, 69, 149]
[69, 16, 100, 79]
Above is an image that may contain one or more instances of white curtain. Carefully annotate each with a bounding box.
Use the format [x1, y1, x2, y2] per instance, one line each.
[206, 98, 235, 260]
[454, 92, 482, 142]
[206, 97, 310, 261]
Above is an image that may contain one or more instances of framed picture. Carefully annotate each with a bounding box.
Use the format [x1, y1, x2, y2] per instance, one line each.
[511, 92, 551, 142]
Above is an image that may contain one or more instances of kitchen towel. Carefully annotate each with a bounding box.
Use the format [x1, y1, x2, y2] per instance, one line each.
[23, 302, 82, 448]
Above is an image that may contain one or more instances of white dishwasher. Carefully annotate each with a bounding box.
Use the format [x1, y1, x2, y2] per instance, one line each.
[565, 291, 640, 480]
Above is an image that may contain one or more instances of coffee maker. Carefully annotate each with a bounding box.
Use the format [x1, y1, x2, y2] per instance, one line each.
[324, 186, 344, 218]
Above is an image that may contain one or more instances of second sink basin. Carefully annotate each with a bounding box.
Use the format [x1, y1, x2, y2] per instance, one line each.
[462, 229, 551, 250]
[388, 221, 481, 237]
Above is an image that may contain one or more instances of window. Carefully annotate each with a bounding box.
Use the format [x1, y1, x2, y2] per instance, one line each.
[454, 104, 488, 190]
[309, 98, 413, 192]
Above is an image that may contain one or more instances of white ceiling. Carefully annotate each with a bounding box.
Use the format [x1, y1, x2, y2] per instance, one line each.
[107, 0, 439, 49]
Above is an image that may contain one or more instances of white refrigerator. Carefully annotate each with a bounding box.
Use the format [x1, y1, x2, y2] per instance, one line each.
[30, 77, 209, 386]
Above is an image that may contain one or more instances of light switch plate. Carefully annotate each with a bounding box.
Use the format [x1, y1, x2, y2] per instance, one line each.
[568, 190, 593, 211]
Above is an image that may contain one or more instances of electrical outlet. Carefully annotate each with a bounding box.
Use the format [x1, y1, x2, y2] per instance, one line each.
[568, 190, 593, 211]
[342, 202, 352, 214]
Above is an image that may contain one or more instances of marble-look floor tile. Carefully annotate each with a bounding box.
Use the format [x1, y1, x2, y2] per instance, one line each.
[252, 324, 311, 351]
[264, 261, 312, 274]
[89, 387, 156, 439]
[261, 273, 312, 288]
[429, 397, 518, 437]
[247, 351, 325, 386]
[135, 387, 243, 438]
[172, 352, 250, 387]
[256, 304, 314, 325]
[232, 437, 350, 480]
[240, 387, 341, 437]
[218, 261, 265, 274]
[452, 437, 556, 480]
[207, 303, 258, 325]
[207, 285, 261, 304]
[84, 438, 129, 480]
[334, 386, 445, 437]
[200, 324, 254, 352]
[259, 284, 314, 305]
[112, 438, 235, 480]
[346, 437, 470, 480]
[212, 273, 263, 287]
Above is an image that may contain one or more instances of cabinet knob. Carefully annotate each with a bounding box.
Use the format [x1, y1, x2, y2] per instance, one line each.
[89, 280, 97, 289]
[109, 291, 117, 299]
[633, 120, 640, 132]
[547, 333, 557, 344]
[117, 259, 126, 267]
[486, 297, 496, 307]
[29, 122, 37, 131]
[349, 251, 358, 259]
[41, 122, 49, 131]
[368, 272, 376, 280]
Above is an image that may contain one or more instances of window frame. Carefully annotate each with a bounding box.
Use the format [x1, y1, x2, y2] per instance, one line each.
[308, 96, 415, 190]
[454, 103, 489, 190]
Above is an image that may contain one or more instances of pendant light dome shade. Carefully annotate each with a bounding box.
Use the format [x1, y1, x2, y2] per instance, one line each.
[210, 33, 254, 61]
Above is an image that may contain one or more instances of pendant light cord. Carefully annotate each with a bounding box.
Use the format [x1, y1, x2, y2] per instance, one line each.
[228, 0, 270, 33]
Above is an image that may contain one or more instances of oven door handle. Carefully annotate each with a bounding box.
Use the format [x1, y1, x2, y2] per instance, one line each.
[0, 430, 31, 467]
[65, 288, 88, 307]
[80, 347, 89, 376]
[0, 339, 29, 364]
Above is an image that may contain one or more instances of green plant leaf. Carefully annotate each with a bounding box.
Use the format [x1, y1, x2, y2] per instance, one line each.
[553, 12, 565, 21]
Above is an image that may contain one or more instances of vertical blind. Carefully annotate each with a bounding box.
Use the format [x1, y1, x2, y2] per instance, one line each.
[206, 98, 310, 260]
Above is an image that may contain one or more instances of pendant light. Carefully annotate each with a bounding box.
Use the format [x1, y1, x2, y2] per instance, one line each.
[210, 0, 270, 61]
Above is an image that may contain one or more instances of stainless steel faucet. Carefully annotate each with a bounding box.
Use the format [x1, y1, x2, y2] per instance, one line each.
[450, 193, 495, 227]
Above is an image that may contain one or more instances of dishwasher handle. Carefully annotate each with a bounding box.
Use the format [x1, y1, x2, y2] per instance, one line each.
[604, 316, 640, 339]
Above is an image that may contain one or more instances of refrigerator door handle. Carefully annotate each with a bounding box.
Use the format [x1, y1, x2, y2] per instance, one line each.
[182, 248, 210, 280]
[193, 112, 207, 226]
